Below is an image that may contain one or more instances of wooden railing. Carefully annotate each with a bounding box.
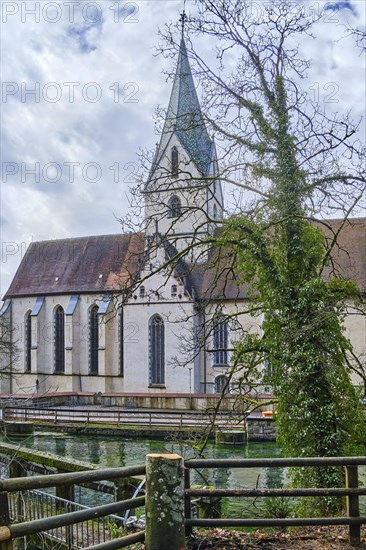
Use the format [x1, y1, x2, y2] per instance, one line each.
[1, 455, 365, 549]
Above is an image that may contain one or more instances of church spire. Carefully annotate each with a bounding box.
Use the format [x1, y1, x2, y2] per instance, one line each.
[152, 29, 213, 177]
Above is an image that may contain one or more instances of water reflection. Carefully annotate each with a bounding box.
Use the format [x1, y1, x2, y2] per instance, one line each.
[1, 432, 364, 516]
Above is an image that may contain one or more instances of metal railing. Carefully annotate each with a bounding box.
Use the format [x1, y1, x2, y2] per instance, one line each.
[184, 457, 366, 546]
[1, 455, 366, 548]
[0, 465, 146, 550]
[2, 405, 242, 428]
[9, 489, 129, 548]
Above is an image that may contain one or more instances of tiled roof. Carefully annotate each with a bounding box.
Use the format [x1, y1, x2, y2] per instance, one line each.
[320, 217, 366, 292]
[190, 218, 366, 300]
[4, 233, 144, 298]
[4, 218, 365, 300]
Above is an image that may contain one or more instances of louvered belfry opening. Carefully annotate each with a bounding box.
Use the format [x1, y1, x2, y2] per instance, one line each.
[171, 146, 179, 176]
[168, 195, 182, 218]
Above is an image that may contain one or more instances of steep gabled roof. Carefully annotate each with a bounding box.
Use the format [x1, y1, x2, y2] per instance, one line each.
[151, 36, 213, 178]
[320, 217, 366, 292]
[4, 234, 144, 298]
[190, 218, 366, 300]
[4, 219, 365, 300]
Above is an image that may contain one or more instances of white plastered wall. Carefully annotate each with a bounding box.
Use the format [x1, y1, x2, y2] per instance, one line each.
[145, 133, 222, 261]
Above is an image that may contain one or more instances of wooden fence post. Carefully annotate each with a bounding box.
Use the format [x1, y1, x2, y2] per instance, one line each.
[345, 465, 360, 546]
[145, 453, 186, 550]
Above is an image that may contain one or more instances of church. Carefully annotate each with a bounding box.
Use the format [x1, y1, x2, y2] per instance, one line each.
[1, 35, 365, 398]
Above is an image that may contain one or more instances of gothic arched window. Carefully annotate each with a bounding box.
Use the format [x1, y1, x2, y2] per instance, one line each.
[167, 195, 181, 218]
[171, 146, 179, 177]
[212, 315, 229, 366]
[25, 311, 32, 373]
[89, 306, 99, 375]
[215, 374, 229, 394]
[54, 306, 65, 373]
[149, 315, 165, 385]
[119, 307, 124, 377]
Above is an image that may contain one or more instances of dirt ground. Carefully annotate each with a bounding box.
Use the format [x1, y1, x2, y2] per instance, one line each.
[184, 526, 366, 549]
[129, 526, 366, 549]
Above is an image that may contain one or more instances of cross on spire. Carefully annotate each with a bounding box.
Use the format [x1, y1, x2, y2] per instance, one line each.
[179, 9, 186, 36]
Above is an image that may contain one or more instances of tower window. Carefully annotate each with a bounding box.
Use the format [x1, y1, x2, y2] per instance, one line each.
[213, 204, 218, 219]
[149, 315, 165, 385]
[54, 306, 65, 373]
[171, 285, 177, 297]
[25, 311, 32, 373]
[215, 374, 229, 394]
[171, 146, 179, 177]
[212, 315, 229, 366]
[139, 286, 145, 298]
[89, 306, 99, 375]
[167, 195, 181, 218]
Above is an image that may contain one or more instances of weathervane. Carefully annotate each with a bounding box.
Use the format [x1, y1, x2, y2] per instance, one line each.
[179, 2, 186, 35]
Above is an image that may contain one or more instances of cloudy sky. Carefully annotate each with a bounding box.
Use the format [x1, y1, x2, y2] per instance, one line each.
[1, 0, 365, 298]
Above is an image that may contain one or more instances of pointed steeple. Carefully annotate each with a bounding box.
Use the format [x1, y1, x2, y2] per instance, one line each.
[153, 35, 213, 177]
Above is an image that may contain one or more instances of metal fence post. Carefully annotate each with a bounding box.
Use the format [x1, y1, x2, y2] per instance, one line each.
[184, 467, 192, 537]
[145, 453, 186, 550]
[345, 465, 360, 546]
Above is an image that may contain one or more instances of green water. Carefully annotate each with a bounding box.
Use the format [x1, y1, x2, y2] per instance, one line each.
[1, 432, 365, 517]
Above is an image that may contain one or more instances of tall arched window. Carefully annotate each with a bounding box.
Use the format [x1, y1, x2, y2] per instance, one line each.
[212, 315, 229, 366]
[149, 315, 165, 385]
[25, 311, 32, 373]
[119, 307, 124, 377]
[54, 306, 65, 373]
[213, 204, 218, 219]
[89, 306, 99, 375]
[167, 195, 181, 218]
[171, 146, 178, 177]
[215, 374, 229, 394]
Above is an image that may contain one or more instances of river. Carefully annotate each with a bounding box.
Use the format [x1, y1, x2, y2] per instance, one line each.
[2, 430, 364, 518]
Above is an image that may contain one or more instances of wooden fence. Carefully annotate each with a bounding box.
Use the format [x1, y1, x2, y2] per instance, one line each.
[0, 455, 365, 549]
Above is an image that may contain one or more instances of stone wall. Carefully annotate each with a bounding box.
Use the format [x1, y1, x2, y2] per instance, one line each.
[246, 417, 277, 441]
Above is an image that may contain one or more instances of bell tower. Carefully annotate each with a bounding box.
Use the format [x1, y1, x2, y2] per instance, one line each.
[144, 26, 223, 262]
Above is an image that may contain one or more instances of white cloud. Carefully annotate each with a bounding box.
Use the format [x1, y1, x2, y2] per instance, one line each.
[1, 0, 365, 297]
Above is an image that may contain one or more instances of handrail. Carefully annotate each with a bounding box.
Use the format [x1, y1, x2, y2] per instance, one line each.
[184, 456, 366, 547]
[186, 456, 366, 467]
[0, 464, 146, 492]
[0, 497, 145, 541]
[187, 487, 366, 497]
[2, 405, 232, 416]
[1, 454, 366, 547]
[85, 531, 145, 550]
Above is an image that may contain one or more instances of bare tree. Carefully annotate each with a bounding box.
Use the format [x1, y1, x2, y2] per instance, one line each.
[119, 0, 366, 513]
